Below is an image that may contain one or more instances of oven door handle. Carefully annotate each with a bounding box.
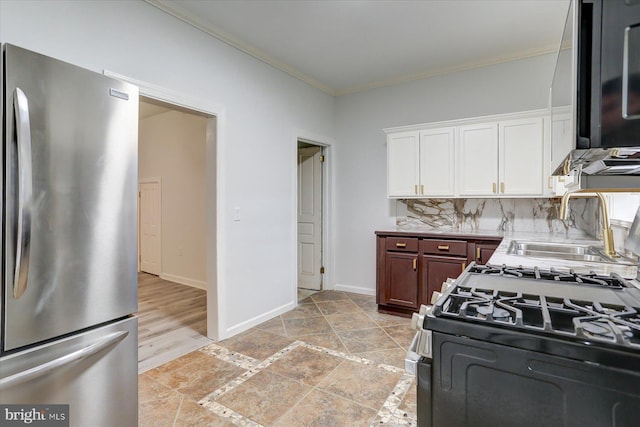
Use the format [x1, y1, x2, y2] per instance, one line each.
[405, 332, 422, 376]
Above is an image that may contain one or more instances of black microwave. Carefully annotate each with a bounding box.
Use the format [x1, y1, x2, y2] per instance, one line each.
[577, 0, 640, 148]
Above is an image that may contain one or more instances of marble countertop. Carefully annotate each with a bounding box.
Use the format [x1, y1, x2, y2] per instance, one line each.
[380, 227, 639, 281]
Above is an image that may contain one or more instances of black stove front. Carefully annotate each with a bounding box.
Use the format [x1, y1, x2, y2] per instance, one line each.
[415, 264, 640, 427]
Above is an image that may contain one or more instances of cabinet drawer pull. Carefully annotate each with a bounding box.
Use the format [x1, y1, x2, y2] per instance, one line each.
[437, 245, 450, 251]
[396, 242, 407, 248]
[476, 247, 481, 261]
[462, 262, 466, 272]
[413, 258, 417, 270]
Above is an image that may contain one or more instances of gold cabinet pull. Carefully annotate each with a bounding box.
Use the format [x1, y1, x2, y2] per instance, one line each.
[420, 184, 424, 195]
[500, 182, 505, 193]
[492, 182, 497, 193]
[414, 184, 418, 194]
[413, 258, 417, 270]
[476, 247, 481, 261]
[396, 242, 407, 248]
[548, 176, 553, 189]
[461, 262, 466, 272]
[437, 245, 449, 251]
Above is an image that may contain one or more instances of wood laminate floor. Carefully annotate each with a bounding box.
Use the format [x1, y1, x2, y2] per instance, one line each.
[137, 272, 212, 374]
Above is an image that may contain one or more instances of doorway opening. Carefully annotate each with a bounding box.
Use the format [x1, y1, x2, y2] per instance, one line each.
[137, 96, 214, 372]
[297, 140, 325, 298]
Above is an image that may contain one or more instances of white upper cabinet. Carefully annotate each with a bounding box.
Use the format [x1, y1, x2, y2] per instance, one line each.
[387, 128, 455, 197]
[499, 117, 545, 196]
[458, 123, 499, 196]
[387, 131, 420, 197]
[385, 109, 551, 199]
[419, 128, 455, 197]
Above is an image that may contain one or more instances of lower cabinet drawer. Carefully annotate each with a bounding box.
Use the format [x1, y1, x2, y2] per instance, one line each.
[421, 239, 467, 257]
[386, 237, 419, 252]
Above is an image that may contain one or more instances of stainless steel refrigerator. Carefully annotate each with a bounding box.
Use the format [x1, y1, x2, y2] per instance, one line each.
[0, 44, 138, 426]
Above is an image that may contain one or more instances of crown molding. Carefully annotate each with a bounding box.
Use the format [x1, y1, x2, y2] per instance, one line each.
[144, 0, 337, 96]
[334, 44, 560, 96]
[145, 0, 560, 98]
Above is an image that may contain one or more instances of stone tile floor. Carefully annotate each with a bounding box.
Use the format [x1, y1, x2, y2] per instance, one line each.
[139, 290, 417, 426]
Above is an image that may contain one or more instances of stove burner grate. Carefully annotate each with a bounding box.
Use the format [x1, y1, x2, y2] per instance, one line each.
[468, 264, 632, 289]
[435, 285, 640, 350]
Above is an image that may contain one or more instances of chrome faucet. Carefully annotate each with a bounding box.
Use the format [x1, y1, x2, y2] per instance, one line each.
[559, 192, 617, 258]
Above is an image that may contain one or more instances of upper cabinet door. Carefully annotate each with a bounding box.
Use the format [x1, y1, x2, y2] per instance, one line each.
[387, 131, 420, 197]
[458, 123, 499, 196]
[419, 128, 456, 197]
[499, 118, 545, 196]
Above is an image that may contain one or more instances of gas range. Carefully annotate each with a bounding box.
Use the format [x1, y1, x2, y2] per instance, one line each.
[433, 265, 640, 352]
[408, 263, 640, 427]
[419, 263, 640, 370]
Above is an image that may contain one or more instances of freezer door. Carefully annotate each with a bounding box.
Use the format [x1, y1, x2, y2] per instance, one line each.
[0, 317, 138, 427]
[3, 44, 138, 351]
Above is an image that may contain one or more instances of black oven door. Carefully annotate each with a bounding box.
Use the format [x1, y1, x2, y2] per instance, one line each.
[429, 331, 640, 427]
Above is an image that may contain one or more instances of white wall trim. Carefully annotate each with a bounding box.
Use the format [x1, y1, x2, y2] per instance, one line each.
[292, 129, 336, 306]
[334, 283, 376, 296]
[104, 69, 227, 342]
[225, 301, 296, 338]
[160, 273, 207, 290]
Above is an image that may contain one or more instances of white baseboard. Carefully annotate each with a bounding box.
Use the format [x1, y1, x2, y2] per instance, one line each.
[224, 301, 296, 339]
[334, 283, 376, 296]
[159, 273, 207, 290]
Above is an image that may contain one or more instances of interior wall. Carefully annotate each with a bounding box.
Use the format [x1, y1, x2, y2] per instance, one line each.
[333, 53, 558, 295]
[139, 109, 207, 288]
[0, 0, 336, 339]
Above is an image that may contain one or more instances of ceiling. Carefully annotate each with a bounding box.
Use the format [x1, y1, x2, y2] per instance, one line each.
[146, 0, 570, 96]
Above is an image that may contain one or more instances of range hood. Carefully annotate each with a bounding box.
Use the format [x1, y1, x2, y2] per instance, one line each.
[554, 147, 640, 191]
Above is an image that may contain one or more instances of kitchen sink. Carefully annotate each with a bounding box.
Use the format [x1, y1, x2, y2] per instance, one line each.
[506, 240, 637, 265]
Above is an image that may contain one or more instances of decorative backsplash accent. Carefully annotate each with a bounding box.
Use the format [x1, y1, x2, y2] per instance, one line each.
[396, 198, 595, 237]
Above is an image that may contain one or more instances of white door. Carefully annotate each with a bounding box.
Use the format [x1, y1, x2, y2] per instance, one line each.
[139, 180, 161, 275]
[298, 146, 323, 290]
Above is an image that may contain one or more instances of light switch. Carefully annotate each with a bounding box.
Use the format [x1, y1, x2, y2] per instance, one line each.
[233, 207, 240, 221]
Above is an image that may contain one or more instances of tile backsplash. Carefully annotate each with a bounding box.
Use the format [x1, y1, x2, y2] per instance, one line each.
[396, 198, 595, 237]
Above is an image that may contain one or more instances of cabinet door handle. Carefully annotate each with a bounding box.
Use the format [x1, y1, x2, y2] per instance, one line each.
[500, 182, 505, 193]
[548, 176, 553, 189]
[420, 184, 424, 195]
[396, 242, 407, 248]
[413, 258, 417, 270]
[437, 245, 449, 251]
[492, 182, 497, 193]
[476, 247, 481, 261]
[414, 184, 418, 194]
[462, 262, 466, 272]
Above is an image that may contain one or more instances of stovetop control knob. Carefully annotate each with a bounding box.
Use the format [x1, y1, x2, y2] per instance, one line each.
[411, 312, 425, 331]
[431, 291, 443, 305]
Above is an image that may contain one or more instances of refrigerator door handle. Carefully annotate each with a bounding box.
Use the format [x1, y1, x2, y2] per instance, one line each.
[0, 330, 129, 388]
[12, 87, 33, 299]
